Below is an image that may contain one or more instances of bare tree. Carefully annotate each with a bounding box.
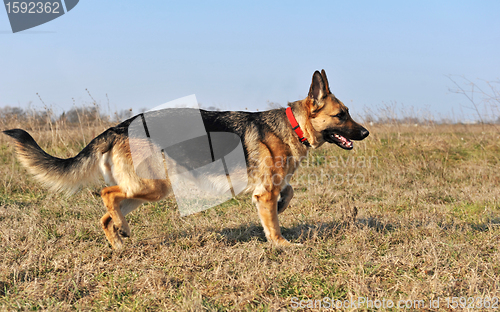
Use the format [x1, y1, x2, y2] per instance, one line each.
[447, 75, 500, 125]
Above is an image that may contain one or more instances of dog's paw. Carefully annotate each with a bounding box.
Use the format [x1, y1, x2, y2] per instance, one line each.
[108, 231, 124, 250]
[111, 238, 123, 250]
[119, 229, 130, 238]
[272, 237, 303, 247]
[113, 223, 131, 238]
[113, 224, 130, 237]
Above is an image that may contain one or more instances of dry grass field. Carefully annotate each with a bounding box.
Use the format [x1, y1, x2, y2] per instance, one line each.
[0, 111, 499, 311]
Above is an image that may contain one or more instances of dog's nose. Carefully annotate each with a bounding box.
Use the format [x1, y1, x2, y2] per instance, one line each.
[360, 128, 369, 139]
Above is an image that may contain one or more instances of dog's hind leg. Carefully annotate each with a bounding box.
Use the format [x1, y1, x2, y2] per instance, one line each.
[277, 184, 293, 214]
[102, 199, 142, 247]
[100, 181, 170, 249]
[100, 211, 124, 249]
[100, 185, 130, 249]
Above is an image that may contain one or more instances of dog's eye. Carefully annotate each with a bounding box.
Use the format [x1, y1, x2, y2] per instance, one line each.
[332, 112, 346, 119]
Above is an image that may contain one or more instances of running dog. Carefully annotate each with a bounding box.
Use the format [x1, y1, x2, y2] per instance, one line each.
[4, 70, 369, 249]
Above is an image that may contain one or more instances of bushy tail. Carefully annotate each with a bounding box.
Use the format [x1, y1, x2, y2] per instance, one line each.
[3, 129, 114, 194]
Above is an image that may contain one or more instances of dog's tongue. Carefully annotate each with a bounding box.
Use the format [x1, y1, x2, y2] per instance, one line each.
[334, 134, 353, 148]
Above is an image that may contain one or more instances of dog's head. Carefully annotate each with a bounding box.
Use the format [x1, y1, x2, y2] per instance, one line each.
[304, 70, 369, 150]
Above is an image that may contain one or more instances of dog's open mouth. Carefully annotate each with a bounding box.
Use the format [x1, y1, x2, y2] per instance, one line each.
[327, 133, 353, 150]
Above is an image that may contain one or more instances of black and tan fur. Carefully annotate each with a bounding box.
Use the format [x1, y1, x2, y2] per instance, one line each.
[4, 70, 369, 249]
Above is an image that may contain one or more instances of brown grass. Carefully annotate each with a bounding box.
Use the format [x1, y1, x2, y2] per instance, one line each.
[0, 114, 500, 311]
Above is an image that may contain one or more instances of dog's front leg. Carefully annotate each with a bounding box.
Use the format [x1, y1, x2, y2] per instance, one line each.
[253, 185, 290, 246]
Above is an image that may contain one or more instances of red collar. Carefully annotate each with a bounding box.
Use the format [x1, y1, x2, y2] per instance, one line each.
[286, 107, 310, 147]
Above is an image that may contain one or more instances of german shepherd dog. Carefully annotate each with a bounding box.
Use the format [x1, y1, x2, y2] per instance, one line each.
[4, 70, 369, 249]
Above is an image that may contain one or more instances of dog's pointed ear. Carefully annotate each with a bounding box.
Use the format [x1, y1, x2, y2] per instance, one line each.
[320, 69, 331, 94]
[308, 70, 328, 103]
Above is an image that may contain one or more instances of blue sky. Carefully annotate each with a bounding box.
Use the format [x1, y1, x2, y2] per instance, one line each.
[1, 1, 499, 120]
